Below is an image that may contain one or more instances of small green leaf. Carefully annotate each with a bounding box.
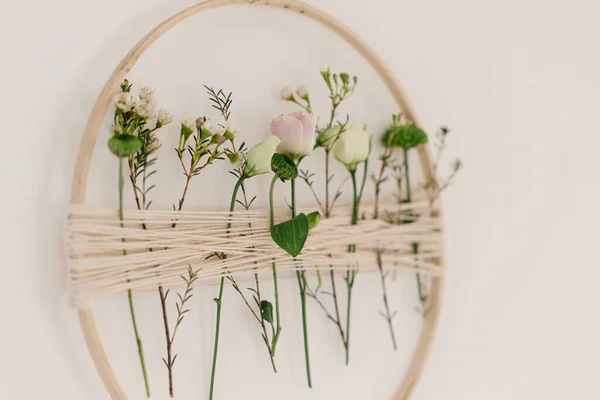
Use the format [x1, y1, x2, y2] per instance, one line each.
[108, 134, 143, 157]
[307, 211, 321, 231]
[260, 300, 274, 324]
[270, 213, 310, 257]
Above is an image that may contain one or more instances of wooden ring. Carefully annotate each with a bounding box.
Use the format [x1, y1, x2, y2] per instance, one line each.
[70, 1, 445, 399]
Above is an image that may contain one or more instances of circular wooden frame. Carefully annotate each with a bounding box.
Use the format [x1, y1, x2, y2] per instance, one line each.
[70, 1, 445, 399]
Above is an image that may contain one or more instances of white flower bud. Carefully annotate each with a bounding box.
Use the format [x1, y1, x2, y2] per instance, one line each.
[280, 86, 294, 101]
[317, 125, 342, 147]
[139, 86, 156, 103]
[182, 113, 196, 132]
[332, 125, 371, 171]
[243, 136, 281, 178]
[157, 109, 173, 126]
[134, 100, 157, 119]
[296, 84, 309, 99]
[203, 118, 213, 132]
[215, 125, 226, 135]
[319, 63, 330, 73]
[114, 92, 135, 111]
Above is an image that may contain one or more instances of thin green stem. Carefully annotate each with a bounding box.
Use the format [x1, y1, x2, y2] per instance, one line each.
[269, 175, 282, 354]
[404, 147, 411, 203]
[344, 169, 360, 365]
[345, 277, 353, 365]
[209, 176, 244, 400]
[413, 243, 427, 306]
[291, 177, 312, 388]
[119, 158, 150, 398]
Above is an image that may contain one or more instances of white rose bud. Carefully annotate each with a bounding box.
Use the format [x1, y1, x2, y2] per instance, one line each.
[157, 109, 173, 126]
[280, 86, 294, 101]
[243, 136, 281, 178]
[296, 84, 309, 99]
[332, 125, 371, 171]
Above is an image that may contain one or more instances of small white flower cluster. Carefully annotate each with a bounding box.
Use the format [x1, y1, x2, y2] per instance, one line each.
[280, 84, 310, 101]
[114, 85, 172, 126]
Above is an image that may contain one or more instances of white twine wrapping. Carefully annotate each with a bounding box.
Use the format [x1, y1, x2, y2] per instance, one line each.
[67, 194, 443, 309]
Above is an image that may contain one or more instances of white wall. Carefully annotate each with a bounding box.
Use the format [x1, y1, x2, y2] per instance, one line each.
[1, 0, 599, 399]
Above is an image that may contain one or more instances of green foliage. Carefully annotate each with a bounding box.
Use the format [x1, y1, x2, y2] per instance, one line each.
[270, 213, 310, 257]
[307, 211, 321, 231]
[382, 123, 428, 149]
[260, 300, 274, 324]
[108, 134, 143, 158]
[271, 153, 298, 181]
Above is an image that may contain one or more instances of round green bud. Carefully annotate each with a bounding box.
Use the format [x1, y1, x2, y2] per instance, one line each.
[381, 123, 428, 149]
[271, 153, 298, 181]
[317, 125, 342, 147]
[108, 134, 143, 158]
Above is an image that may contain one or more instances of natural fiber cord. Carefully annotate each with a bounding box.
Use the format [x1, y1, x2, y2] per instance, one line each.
[68, 194, 443, 309]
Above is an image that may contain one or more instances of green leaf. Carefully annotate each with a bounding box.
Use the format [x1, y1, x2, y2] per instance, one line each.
[260, 300, 274, 324]
[270, 213, 310, 257]
[108, 134, 143, 157]
[307, 211, 321, 231]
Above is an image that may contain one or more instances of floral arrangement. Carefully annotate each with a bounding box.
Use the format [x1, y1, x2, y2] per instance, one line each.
[105, 65, 460, 398]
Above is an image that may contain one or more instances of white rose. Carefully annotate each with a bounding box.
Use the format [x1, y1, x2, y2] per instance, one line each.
[243, 136, 281, 178]
[333, 125, 371, 171]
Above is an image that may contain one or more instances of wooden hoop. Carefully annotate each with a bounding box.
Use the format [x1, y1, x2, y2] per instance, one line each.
[70, 1, 445, 399]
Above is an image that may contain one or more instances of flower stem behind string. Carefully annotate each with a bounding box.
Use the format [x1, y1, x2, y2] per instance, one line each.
[269, 175, 283, 354]
[209, 175, 245, 400]
[345, 159, 368, 365]
[291, 177, 312, 388]
[119, 157, 151, 398]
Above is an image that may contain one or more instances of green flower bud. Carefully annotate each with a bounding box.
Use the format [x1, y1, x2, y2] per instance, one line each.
[317, 125, 342, 147]
[307, 211, 321, 231]
[381, 123, 428, 149]
[226, 152, 239, 165]
[244, 136, 281, 178]
[271, 153, 298, 181]
[108, 134, 143, 158]
[340, 72, 350, 85]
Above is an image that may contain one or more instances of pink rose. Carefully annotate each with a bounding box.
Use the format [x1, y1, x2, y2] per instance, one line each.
[270, 112, 317, 160]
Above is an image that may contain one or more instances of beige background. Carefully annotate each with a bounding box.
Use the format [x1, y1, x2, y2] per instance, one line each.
[1, 0, 599, 399]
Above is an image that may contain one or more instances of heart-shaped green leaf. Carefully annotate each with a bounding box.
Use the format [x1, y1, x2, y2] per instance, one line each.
[270, 213, 310, 257]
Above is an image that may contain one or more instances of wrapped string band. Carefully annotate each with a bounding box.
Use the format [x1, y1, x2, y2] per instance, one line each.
[67, 194, 443, 309]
